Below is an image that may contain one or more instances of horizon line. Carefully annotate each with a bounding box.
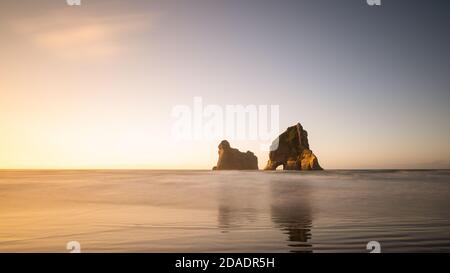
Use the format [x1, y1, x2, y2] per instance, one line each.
[1, 168, 449, 171]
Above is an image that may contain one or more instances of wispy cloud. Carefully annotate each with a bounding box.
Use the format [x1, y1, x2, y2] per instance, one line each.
[10, 10, 153, 59]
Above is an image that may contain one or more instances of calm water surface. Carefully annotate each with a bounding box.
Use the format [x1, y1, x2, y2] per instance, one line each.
[1, 170, 450, 252]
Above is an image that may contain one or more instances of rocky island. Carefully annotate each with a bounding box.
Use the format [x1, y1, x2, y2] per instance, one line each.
[213, 140, 258, 170]
[213, 123, 322, 171]
[264, 123, 322, 171]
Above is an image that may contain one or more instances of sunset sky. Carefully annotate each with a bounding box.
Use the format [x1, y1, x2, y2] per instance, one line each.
[1, 0, 449, 169]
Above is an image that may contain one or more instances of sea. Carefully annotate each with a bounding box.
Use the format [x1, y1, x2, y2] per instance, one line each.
[1, 170, 450, 253]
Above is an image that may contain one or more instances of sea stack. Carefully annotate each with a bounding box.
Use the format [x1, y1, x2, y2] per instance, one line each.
[264, 123, 323, 171]
[213, 140, 258, 170]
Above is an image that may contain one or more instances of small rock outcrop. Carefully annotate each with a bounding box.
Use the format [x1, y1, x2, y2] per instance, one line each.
[213, 140, 258, 170]
[264, 123, 323, 171]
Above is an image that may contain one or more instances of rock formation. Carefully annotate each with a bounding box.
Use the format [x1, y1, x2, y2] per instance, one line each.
[264, 123, 323, 171]
[213, 140, 258, 170]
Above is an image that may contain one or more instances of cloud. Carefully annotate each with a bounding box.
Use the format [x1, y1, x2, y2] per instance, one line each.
[10, 9, 153, 60]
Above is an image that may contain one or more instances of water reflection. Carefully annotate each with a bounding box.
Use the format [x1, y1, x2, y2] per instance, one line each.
[216, 174, 313, 252]
[270, 179, 313, 253]
[216, 176, 260, 232]
[3, 170, 450, 252]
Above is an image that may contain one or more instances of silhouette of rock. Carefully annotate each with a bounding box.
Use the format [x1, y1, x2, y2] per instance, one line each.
[264, 123, 322, 171]
[213, 140, 258, 170]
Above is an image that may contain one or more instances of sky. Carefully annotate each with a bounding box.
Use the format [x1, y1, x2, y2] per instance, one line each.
[0, 0, 449, 169]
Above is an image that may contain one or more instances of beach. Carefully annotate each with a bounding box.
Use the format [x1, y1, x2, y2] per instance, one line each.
[1, 170, 450, 252]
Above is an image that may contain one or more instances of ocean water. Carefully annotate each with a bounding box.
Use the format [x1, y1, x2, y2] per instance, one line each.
[0, 170, 450, 253]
